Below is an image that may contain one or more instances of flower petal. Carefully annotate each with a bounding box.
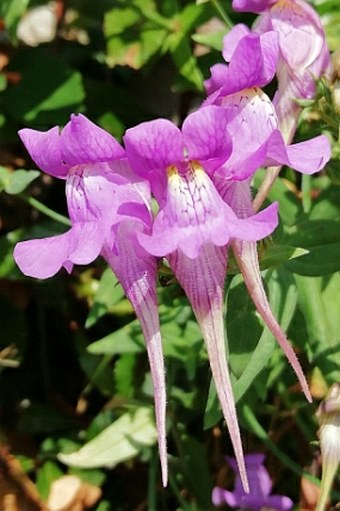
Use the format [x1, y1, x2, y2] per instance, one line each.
[14, 222, 104, 279]
[217, 88, 278, 180]
[68, 222, 104, 264]
[60, 114, 125, 167]
[103, 221, 168, 487]
[14, 231, 73, 278]
[270, 2, 324, 70]
[265, 131, 331, 174]
[232, 0, 274, 13]
[182, 106, 232, 172]
[219, 31, 279, 96]
[204, 63, 228, 96]
[168, 245, 249, 492]
[138, 163, 239, 258]
[222, 24, 251, 61]
[230, 202, 279, 241]
[19, 126, 68, 178]
[124, 119, 183, 199]
[232, 238, 312, 402]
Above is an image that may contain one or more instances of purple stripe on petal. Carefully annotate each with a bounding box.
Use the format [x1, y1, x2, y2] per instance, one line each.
[19, 127, 68, 178]
[137, 163, 239, 258]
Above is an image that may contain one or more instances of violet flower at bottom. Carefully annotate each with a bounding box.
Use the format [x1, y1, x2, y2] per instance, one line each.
[212, 453, 293, 511]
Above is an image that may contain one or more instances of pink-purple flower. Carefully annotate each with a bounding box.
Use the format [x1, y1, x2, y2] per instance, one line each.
[232, 0, 331, 141]
[124, 105, 280, 492]
[212, 453, 293, 510]
[203, 28, 331, 405]
[13, 114, 168, 486]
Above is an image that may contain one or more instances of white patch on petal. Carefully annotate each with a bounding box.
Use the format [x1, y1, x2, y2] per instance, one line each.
[166, 162, 215, 227]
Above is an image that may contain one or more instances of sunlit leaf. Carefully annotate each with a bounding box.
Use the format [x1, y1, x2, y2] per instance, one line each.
[58, 407, 157, 469]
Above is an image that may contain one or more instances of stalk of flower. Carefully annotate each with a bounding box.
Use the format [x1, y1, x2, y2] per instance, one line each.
[230, 0, 331, 209]
[217, 179, 312, 401]
[124, 105, 280, 492]
[204, 28, 331, 403]
[212, 453, 294, 510]
[13, 114, 168, 487]
[315, 383, 340, 511]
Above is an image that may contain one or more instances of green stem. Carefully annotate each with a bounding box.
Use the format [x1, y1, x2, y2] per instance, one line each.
[318, 109, 339, 132]
[147, 447, 158, 511]
[301, 174, 312, 213]
[20, 194, 71, 226]
[210, 0, 234, 29]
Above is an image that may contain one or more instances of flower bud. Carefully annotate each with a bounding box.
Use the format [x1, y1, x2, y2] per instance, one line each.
[315, 383, 340, 511]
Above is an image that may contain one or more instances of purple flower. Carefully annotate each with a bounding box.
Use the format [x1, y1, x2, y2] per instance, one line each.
[124, 105, 279, 492]
[205, 25, 330, 182]
[212, 453, 294, 510]
[232, 0, 330, 141]
[204, 29, 331, 403]
[13, 114, 168, 486]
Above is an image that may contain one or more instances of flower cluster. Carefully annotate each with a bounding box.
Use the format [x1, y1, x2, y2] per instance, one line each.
[13, 0, 331, 492]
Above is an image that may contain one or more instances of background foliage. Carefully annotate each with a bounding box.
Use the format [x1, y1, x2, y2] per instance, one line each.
[0, 0, 339, 509]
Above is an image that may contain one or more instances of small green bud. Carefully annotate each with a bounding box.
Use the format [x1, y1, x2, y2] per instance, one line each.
[315, 383, 340, 511]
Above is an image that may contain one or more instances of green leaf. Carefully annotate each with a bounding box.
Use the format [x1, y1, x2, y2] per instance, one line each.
[233, 267, 298, 402]
[58, 407, 157, 469]
[295, 273, 340, 382]
[0, 73, 7, 92]
[114, 353, 137, 398]
[5, 49, 85, 124]
[285, 220, 340, 275]
[227, 275, 263, 379]
[170, 35, 204, 91]
[253, 171, 302, 227]
[260, 244, 309, 269]
[104, 5, 167, 69]
[36, 460, 63, 501]
[192, 30, 225, 51]
[87, 320, 145, 355]
[176, 3, 206, 34]
[6, 169, 41, 194]
[1, 0, 29, 41]
[175, 427, 213, 510]
[85, 268, 125, 328]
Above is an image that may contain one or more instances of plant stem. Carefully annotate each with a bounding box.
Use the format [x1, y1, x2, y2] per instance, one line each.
[301, 174, 312, 213]
[210, 0, 234, 29]
[20, 194, 71, 226]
